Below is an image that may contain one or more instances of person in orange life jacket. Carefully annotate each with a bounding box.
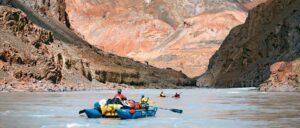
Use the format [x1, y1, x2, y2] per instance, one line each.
[114, 89, 127, 100]
[110, 89, 127, 105]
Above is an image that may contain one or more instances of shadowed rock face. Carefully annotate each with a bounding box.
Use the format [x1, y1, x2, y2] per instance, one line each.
[63, 0, 265, 77]
[197, 0, 300, 91]
[0, 5, 193, 92]
[18, 0, 71, 28]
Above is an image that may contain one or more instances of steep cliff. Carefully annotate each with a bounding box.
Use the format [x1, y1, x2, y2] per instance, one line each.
[197, 0, 300, 91]
[0, 3, 193, 92]
[64, 0, 266, 77]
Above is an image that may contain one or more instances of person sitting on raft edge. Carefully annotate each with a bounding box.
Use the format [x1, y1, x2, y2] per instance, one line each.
[140, 95, 150, 110]
[140, 95, 149, 104]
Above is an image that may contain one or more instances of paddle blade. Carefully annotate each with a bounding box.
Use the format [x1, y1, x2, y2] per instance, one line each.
[79, 109, 86, 114]
[170, 109, 183, 114]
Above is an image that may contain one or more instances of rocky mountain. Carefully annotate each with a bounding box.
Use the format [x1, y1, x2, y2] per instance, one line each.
[197, 0, 300, 91]
[0, 1, 193, 92]
[7, 0, 267, 78]
[61, 0, 266, 77]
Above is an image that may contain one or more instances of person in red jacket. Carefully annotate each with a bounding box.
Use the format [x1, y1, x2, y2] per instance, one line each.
[114, 89, 127, 101]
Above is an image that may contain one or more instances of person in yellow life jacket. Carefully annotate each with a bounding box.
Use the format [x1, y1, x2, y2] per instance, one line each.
[140, 95, 148, 104]
[140, 95, 150, 110]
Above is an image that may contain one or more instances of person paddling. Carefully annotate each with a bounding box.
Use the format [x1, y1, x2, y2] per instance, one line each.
[160, 90, 166, 97]
[174, 92, 180, 98]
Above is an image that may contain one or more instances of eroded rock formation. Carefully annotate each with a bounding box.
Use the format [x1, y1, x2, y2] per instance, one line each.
[0, 4, 193, 92]
[259, 60, 300, 91]
[64, 0, 266, 77]
[197, 0, 300, 91]
[18, 0, 71, 28]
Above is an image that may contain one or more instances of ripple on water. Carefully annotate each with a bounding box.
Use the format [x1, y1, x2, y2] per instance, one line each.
[0, 89, 299, 128]
[41, 123, 91, 128]
[0, 110, 11, 115]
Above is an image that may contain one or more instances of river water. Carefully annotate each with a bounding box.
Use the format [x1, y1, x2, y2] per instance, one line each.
[0, 88, 299, 128]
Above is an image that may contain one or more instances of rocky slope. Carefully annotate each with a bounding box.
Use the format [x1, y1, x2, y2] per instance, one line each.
[259, 59, 300, 91]
[197, 0, 300, 91]
[0, 3, 193, 92]
[62, 0, 266, 77]
[10, 0, 71, 27]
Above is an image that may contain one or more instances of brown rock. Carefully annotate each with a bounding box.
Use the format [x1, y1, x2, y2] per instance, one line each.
[197, 0, 300, 90]
[0, 4, 193, 92]
[63, 0, 265, 77]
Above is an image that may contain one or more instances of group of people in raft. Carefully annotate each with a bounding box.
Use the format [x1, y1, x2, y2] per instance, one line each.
[95, 89, 181, 117]
[95, 89, 153, 117]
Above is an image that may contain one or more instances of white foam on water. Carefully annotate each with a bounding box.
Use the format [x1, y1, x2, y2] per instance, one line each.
[66, 123, 90, 128]
[30, 114, 56, 118]
[0, 110, 11, 115]
[227, 91, 241, 94]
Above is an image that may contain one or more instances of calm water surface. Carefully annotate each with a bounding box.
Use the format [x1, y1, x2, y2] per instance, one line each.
[0, 88, 299, 128]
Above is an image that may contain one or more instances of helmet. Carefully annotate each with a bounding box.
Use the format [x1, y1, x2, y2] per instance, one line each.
[117, 89, 122, 94]
[141, 95, 145, 98]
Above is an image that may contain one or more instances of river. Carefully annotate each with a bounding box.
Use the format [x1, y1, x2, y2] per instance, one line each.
[0, 88, 299, 128]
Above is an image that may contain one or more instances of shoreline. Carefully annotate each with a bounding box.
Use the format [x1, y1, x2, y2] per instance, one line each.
[0, 82, 199, 93]
[0, 86, 269, 93]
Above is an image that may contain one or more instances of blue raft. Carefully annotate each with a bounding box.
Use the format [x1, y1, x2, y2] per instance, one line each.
[116, 107, 158, 119]
[84, 108, 102, 118]
[83, 102, 102, 118]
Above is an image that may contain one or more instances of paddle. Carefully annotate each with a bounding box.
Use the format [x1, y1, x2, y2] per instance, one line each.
[155, 106, 183, 114]
[79, 109, 86, 114]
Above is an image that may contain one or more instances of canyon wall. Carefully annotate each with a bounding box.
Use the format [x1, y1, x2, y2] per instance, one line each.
[0, 3, 193, 92]
[197, 0, 300, 91]
[64, 0, 266, 77]
[5, 0, 266, 77]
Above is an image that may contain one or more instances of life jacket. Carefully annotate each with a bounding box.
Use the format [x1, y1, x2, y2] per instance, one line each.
[114, 94, 127, 100]
[100, 104, 122, 117]
[141, 97, 148, 103]
[122, 100, 135, 108]
[140, 98, 155, 105]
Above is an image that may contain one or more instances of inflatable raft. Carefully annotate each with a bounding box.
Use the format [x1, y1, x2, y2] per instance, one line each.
[82, 100, 122, 118]
[116, 107, 158, 119]
[84, 108, 102, 118]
